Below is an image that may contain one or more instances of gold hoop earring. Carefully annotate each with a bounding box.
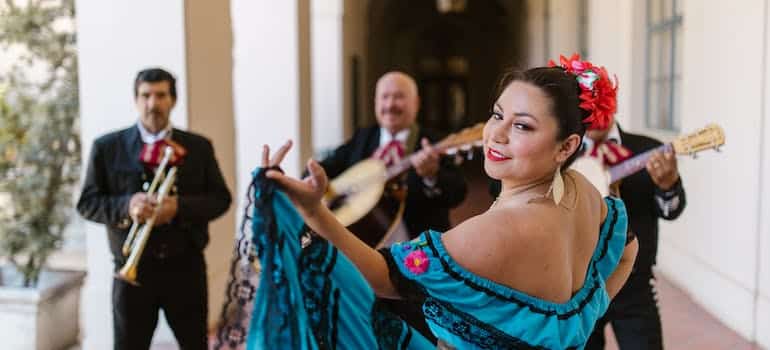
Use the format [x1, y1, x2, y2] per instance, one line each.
[549, 167, 564, 205]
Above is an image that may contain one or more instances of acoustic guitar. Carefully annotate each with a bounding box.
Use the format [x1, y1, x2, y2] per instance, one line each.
[570, 124, 725, 196]
[325, 123, 484, 248]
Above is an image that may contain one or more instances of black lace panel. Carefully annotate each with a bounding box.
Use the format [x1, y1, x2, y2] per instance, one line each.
[299, 234, 341, 350]
[214, 172, 265, 349]
[422, 298, 549, 350]
[371, 299, 413, 350]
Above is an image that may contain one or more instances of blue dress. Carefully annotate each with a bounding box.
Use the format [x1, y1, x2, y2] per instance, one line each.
[214, 169, 628, 350]
[380, 197, 629, 349]
[215, 168, 434, 350]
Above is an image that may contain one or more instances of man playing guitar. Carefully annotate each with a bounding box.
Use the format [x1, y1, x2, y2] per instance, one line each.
[317, 71, 468, 343]
[583, 120, 686, 350]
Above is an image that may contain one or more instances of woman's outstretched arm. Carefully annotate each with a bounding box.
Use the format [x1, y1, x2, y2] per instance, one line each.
[263, 141, 399, 299]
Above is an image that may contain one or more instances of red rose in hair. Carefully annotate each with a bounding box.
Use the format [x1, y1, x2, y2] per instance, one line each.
[548, 54, 618, 130]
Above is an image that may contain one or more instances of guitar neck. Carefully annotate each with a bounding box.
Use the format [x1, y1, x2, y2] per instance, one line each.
[381, 123, 484, 181]
[608, 143, 672, 183]
[385, 156, 416, 181]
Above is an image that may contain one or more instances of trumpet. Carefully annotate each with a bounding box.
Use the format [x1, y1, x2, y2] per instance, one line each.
[122, 146, 174, 256]
[116, 166, 177, 285]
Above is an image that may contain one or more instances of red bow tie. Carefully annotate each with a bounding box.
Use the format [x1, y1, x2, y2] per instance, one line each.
[589, 140, 632, 166]
[373, 140, 404, 166]
[140, 139, 187, 167]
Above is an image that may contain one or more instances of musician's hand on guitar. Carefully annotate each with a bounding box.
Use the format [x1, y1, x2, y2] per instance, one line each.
[263, 141, 328, 216]
[646, 150, 680, 191]
[411, 138, 440, 179]
[129, 193, 156, 223]
[154, 195, 178, 225]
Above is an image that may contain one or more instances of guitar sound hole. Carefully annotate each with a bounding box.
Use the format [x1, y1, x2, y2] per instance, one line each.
[327, 194, 348, 211]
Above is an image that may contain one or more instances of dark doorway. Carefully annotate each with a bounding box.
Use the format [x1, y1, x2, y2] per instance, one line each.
[366, 0, 527, 134]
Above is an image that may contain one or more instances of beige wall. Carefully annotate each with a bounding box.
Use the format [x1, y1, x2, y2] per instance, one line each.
[548, 0, 582, 61]
[525, 0, 549, 66]
[183, 0, 237, 329]
[342, 0, 367, 137]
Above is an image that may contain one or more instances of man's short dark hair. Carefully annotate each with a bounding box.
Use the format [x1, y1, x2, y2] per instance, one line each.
[134, 68, 177, 99]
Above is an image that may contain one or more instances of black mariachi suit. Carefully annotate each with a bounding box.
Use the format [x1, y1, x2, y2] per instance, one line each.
[77, 125, 231, 350]
[585, 127, 687, 350]
[319, 125, 468, 343]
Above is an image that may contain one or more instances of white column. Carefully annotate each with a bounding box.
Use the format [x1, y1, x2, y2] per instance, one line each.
[311, 0, 345, 155]
[231, 0, 312, 201]
[757, 0, 770, 346]
[586, 0, 634, 127]
[75, 1, 188, 348]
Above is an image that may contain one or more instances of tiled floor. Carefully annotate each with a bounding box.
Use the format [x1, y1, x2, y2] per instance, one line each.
[603, 276, 759, 350]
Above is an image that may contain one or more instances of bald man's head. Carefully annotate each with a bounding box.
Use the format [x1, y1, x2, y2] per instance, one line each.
[374, 71, 420, 134]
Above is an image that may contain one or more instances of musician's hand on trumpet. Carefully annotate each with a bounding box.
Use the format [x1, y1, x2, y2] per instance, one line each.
[154, 195, 178, 225]
[128, 193, 177, 226]
[129, 193, 158, 224]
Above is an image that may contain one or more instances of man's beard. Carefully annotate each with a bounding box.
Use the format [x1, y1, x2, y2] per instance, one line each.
[144, 111, 169, 130]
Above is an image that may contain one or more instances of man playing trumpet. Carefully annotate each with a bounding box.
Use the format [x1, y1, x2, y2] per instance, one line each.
[77, 68, 232, 350]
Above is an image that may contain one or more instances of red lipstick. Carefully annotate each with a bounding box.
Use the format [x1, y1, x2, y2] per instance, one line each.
[486, 148, 511, 162]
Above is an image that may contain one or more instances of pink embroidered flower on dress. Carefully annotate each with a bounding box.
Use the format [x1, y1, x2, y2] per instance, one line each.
[404, 250, 430, 275]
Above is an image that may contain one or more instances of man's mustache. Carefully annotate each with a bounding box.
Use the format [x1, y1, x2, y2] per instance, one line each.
[382, 107, 403, 115]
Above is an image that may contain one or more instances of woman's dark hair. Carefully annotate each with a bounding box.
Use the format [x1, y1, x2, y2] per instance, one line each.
[492, 66, 589, 170]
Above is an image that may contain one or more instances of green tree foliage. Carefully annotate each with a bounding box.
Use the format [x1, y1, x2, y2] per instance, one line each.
[0, 0, 79, 287]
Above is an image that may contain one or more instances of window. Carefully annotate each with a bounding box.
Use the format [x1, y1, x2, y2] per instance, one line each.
[646, 0, 683, 130]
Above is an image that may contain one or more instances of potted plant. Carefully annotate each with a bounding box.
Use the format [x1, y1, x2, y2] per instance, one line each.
[0, 1, 85, 349]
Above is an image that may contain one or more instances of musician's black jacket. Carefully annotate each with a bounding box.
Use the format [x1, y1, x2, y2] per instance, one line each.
[614, 127, 686, 277]
[319, 125, 468, 238]
[77, 125, 232, 263]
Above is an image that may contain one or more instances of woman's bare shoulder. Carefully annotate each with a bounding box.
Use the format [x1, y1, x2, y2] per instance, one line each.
[440, 206, 570, 294]
[442, 206, 559, 259]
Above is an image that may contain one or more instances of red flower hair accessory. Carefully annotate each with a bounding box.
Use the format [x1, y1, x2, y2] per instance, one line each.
[548, 53, 618, 130]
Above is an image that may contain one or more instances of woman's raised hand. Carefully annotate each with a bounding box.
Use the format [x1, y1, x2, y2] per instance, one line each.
[262, 140, 328, 216]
